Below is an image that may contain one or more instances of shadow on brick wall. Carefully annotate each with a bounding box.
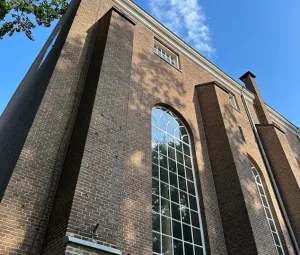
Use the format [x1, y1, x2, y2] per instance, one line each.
[0, 8, 293, 255]
[0, 22, 98, 254]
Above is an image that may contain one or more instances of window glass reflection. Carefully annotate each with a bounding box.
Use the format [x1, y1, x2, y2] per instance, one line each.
[152, 107, 205, 254]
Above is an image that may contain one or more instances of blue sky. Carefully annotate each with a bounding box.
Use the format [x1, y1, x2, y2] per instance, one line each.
[0, 0, 299, 127]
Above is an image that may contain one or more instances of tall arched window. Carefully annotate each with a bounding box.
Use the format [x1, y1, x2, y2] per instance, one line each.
[152, 106, 206, 255]
[250, 164, 285, 255]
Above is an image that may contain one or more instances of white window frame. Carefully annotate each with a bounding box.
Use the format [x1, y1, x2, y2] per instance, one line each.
[154, 40, 179, 69]
[151, 106, 206, 255]
[251, 165, 285, 255]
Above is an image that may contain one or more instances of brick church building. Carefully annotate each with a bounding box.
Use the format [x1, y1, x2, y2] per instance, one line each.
[0, 0, 299, 254]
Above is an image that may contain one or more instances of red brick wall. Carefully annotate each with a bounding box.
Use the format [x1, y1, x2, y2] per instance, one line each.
[0, 0, 297, 254]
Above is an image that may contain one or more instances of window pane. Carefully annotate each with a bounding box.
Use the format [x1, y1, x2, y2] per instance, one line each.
[191, 210, 200, 228]
[152, 178, 159, 195]
[184, 242, 193, 254]
[255, 176, 261, 184]
[153, 213, 160, 232]
[167, 135, 175, 148]
[185, 156, 192, 168]
[277, 246, 284, 255]
[193, 228, 202, 246]
[183, 224, 192, 242]
[187, 181, 195, 195]
[152, 163, 159, 179]
[171, 202, 181, 221]
[152, 127, 160, 141]
[161, 197, 170, 217]
[186, 168, 193, 181]
[178, 176, 187, 192]
[170, 186, 179, 203]
[180, 191, 188, 207]
[160, 154, 168, 169]
[269, 219, 276, 232]
[176, 141, 183, 153]
[169, 158, 177, 173]
[181, 207, 190, 224]
[273, 232, 280, 246]
[152, 138, 159, 151]
[152, 194, 160, 213]
[195, 246, 204, 255]
[161, 182, 169, 199]
[183, 144, 190, 156]
[265, 207, 272, 219]
[183, 135, 189, 144]
[168, 146, 176, 160]
[162, 235, 173, 255]
[152, 151, 158, 164]
[178, 163, 185, 178]
[189, 195, 198, 211]
[176, 150, 184, 165]
[160, 167, 169, 183]
[152, 232, 161, 253]
[162, 216, 172, 236]
[173, 239, 183, 255]
[261, 195, 268, 207]
[172, 220, 182, 239]
[258, 185, 264, 195]
[170, 172, 178, 188]
[159, 144, 167, 156]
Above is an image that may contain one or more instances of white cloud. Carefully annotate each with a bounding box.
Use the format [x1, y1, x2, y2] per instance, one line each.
[149, 0, 215, 56]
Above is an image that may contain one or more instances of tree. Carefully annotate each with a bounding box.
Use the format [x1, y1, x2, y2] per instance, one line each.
[0, 0, 69, 40]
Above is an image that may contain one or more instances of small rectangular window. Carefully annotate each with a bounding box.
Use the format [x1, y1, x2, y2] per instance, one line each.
[238, 126, 246, 143]
[154, 40, 179, 68]
[229, 93, 238, 110]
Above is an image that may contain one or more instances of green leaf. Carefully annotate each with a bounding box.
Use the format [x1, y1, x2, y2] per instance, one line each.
[0, 0, 69, 40]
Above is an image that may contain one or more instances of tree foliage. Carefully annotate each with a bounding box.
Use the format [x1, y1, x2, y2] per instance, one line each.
[0, 0, 69, 40]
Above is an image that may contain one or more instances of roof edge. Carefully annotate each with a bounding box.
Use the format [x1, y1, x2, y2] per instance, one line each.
[266, 105, 299, 135]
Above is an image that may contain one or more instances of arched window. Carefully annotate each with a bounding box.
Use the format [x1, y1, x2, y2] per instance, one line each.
[152, 106, 206, 255]
[250, 164, 285, 255]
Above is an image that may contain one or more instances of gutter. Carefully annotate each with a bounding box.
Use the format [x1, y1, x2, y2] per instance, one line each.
[241, 89, 300, 255]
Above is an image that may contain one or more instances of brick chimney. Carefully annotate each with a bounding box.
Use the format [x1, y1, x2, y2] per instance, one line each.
[240, 71, 272, 124]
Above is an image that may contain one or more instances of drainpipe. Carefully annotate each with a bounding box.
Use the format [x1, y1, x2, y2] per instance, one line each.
[241, 89, 300, 255]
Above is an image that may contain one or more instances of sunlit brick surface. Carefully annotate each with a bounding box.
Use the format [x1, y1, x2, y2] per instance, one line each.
[0, 0, 299, 254]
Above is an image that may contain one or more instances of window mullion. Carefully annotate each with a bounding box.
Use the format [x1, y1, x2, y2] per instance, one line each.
[166, 142, 175, 255]
[158, 138, 162, 254]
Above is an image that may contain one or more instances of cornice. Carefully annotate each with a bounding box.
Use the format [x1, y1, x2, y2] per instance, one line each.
[113, 0, 299, 136]
[266, 105, 300, 136]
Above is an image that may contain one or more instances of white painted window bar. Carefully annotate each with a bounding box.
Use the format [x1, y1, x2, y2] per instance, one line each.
[154, 40, 179, 69]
